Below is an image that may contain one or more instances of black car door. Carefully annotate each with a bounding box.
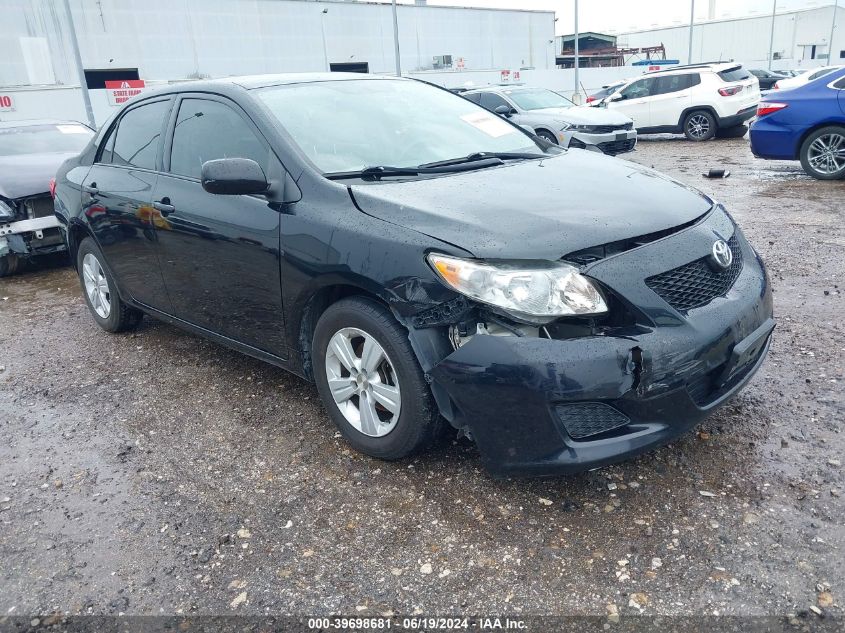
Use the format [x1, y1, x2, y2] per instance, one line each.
[150, 94, 287, 356]
[81, 98, 173, 310]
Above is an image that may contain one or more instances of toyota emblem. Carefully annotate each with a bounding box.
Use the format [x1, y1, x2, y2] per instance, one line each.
[711, 239, 733, 270]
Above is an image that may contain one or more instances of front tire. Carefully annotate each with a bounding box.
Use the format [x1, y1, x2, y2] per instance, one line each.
[799, 126, 845, 180]
[535, 129, 559, 145]
[312, 297, 443, 460]
[683, 110, 717, 141]
[76, 237, 142, 333]
[0, 253, 19, 278]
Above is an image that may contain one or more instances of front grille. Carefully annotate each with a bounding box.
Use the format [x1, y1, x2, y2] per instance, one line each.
[646, 234, 743, 312]
[597, 138, 636, 155]
[590, 122, 634, 133]
[555, 403, 630, 439]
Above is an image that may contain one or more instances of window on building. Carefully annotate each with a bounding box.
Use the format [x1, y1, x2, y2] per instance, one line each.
[169, 99, 269, 180]
[84, 68, 140, 89]
[840, 50, 845, 59]
[108, 100, 170, 170]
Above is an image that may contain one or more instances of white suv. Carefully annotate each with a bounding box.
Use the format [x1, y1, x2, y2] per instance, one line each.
[599, 63, 760, 141]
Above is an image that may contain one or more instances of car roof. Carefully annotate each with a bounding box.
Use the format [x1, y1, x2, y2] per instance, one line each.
[643, 61, 740, 76]
[212, 72, 398, 89]
[0, 118, 90, 130]
[463, 85, 537, 94]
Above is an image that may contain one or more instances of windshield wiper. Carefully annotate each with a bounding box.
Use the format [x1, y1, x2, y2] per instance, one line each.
[325, 157, 505, 181]
[419, 151, 545, 169]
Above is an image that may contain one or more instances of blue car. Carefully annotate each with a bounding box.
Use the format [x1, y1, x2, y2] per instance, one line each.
[750, 67, 845, 179]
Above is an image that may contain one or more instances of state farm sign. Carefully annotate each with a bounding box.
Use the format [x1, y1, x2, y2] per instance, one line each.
[0, 95, 14, 112]
[105, 80, 146, 106]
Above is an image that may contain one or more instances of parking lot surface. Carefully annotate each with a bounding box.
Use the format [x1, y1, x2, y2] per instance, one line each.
[1, 137, 843, 618]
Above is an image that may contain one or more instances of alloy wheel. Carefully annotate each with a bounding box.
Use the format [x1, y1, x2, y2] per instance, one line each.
[325, 327, 402, 437]
[82, 253, 111, 319]
[687, 114, 711, 139]
[807, 133, 845, 175]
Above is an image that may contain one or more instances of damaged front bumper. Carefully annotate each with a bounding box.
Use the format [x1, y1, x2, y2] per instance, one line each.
[0, 201, 65, 260]
[416, 209, 774, 477]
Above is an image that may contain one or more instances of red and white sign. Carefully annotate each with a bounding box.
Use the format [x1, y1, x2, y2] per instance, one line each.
[513, 71, 521, 82]
[500, 70, 511, 82]
[456, 57, 465, 70]
[105, 79, 146, 106]
[0, 95, 14, 112]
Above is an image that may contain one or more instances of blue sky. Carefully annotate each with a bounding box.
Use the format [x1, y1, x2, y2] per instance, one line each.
[407, 0, 839, 35]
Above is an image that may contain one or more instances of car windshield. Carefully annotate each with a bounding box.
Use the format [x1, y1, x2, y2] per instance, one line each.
[504, 88, 574, 111]
[0, 123, 93, 157]
[256, 79, 544, 174]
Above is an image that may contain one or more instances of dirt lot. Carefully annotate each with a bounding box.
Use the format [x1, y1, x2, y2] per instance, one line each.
[0, 137, 843, 621]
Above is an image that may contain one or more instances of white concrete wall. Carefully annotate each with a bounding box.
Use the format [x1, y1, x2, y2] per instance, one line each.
[0, 0, 555, 88]
[0, 67, 646, 127]
[617, 5, 845, 70]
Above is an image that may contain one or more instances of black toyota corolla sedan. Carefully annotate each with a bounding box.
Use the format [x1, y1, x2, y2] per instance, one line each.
[54, 74, 774, 477]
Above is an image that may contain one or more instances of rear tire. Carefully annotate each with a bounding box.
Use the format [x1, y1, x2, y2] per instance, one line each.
[715, 124, 748, 139]
[799, 126, 845, 180]
[683, 110, 717, 141]
[313, 297, 444, 461]
[76, 237, 142, 333]
[0, 253, 19, 278]
[535, 129, 559, 145]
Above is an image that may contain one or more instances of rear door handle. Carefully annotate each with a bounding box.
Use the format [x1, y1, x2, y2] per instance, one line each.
[83, 183, 98, 195]
[152, 198, 175, 216]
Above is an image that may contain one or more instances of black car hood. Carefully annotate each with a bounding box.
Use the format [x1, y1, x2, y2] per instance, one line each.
[349, 151, 714, 260]
[0, 152, 79, 200]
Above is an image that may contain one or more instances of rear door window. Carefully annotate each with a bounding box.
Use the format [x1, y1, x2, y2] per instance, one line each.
[718, 66, 752, 82]
[834, 77, 845, 89]
[168, 98, 270, 180]
[462, 93, 482, 105]
[653, 74, 698, 95]
[109, 100, 171, 170]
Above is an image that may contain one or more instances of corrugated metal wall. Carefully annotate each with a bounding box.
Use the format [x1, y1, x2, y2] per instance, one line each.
[616, 6, 844, 68]
[0, 0, 556, 88]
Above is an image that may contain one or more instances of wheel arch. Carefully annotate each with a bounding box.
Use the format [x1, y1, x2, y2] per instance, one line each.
[794, 121, 845, 160]
[67, 220, 96, 270]
[534, 126, 559, 142]
[677, 105, 719, 130]
[296, 281, 389, 381]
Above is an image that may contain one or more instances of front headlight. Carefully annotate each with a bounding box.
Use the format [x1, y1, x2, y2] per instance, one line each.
[428, 253, 608, 320]
[556, 121, 594, 133]
[0, 200, 15, 221]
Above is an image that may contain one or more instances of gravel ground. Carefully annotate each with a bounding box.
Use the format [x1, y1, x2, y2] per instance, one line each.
[0, 137, 843, 621]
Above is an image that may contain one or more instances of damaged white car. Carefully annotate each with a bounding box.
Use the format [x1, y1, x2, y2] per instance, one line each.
[0, 119, 94, 276]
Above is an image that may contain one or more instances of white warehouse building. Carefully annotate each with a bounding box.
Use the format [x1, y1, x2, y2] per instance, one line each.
[0, 0, 555, 124]
[616, 4, 844, 70]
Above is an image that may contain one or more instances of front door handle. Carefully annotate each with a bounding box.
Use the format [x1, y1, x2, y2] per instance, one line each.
[153, 198, 175, 216]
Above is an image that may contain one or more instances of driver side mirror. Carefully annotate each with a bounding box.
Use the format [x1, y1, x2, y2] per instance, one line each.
[610, 93, 624, 102]
[201, 158, 269, 196]
[494, 104, 515, 117]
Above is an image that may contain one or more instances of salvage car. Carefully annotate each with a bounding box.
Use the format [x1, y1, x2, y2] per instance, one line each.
[462, 85, 637, 155]
[54, 74, 774, 477]
[750, 67, 845, 180]
[600, 63, 759, 141]
[0, 119, 94, 276]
